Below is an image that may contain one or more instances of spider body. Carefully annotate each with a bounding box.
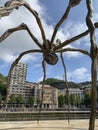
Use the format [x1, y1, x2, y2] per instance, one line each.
[43, 39, 58, 65]
[44, 51, 58, 65]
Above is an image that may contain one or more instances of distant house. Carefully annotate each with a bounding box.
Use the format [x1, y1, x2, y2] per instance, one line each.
[58, 88, 84, 101]
[34, 84, 58, 109]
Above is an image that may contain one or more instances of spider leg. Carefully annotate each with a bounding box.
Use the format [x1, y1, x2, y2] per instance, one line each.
[0, 23, 43, 50]
[0, 0, 49, 49]
[51, 0, 81, 46]
[56, 48, 90, 57]
[51, 3, 71, 45]
[59, 47, 90, 124]
[24, 2, 49, 49]
[0, 6, 13, 17]
[60, 52, 70, 124]
[54, 22, 98, 51]
[38, 56, 46, 124]
[86, 1, 97, 130]
[0, 0, 25, 17]
[6, 49, 42, 102]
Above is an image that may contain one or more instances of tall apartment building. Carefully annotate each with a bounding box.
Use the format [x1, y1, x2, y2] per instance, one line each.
[10, 62, 27, 85]
[7, 63, 35, 101]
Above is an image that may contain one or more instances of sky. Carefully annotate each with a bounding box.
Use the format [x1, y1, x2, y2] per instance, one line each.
[0, 0, 98, 83]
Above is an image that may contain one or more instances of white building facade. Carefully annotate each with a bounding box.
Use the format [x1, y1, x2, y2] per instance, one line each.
[34, 84, 58, 109]
[7, 63, 35, 101]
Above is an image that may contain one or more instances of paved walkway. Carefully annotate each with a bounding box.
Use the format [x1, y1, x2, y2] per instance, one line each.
[0, 119, 98, 130]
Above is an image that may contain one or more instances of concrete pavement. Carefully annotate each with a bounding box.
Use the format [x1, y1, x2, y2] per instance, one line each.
[0, 119, 98, 130]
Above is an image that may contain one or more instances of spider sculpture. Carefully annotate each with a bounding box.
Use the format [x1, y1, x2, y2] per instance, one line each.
[0, 0, 98, 130]
[0, 0, 87, 67]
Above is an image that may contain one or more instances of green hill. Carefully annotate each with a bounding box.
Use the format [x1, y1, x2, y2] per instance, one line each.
[40, 78, 82, 90]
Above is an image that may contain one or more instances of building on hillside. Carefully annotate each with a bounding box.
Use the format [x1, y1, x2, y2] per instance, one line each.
[58, 89, 66, 96]
[68, 88, 84, 101]
[83, 82, 98, 95]
[84, 87, 91, 95]
[58, 88, 84, 101]
[82, 84, 92, 95]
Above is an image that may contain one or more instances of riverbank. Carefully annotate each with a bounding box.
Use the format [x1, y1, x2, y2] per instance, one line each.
[0, 119, 98, 130]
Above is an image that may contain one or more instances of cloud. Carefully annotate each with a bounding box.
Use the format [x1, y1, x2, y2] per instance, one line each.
[65, 51, 82, 58]
[68, 67, 91, 82]
[94, 13, 98, 22]
[61, 21, 87, 40]
[34, 63, 42, 68]
[55, 21, 88, 59]
[20, 54, 38, 62]
[0, 0, 45, 65]
[0, 51, 17, 63]
[3, 53, 17, 63]
[62, 44, 82, 58]
[37, 76, 43, 82]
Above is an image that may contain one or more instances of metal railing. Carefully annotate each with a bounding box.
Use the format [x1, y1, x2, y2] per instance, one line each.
[0, 111, 98, 121]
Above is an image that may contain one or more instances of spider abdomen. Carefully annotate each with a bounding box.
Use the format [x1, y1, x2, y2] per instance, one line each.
[44, 52, 58, 65]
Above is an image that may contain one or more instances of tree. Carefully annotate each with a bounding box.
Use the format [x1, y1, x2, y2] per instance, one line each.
[70, 94, 81, 107]
[28, 96, 34, 106]
[37, 98, 42, 108]
[70, 94, 76, 106]
[75, 96, 81, 107]
[64, 94, 68, 104]
[84, 94, 91, 107]
[58, 95, 65, 107]
[0, 94, 2, 104]
[0, 74, 7, 100]
[16, 94, 24, 104]
[9, 94, 16, 104]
